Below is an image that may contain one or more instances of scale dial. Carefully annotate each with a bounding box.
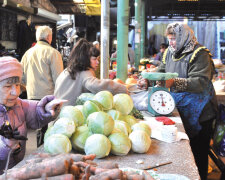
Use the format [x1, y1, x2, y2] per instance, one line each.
[149, 90, 175, 115]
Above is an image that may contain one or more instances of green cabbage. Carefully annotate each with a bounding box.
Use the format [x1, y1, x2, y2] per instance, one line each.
[131, 122, 151, 136]
[44, 126, 54, 142]
[44, 134, 72, 154]
[59, 106, 84, 127]
[113, 94, 134, 115]
[129, 130, 151, 153]
[53, 117, 76, 138]
[114, 120, 131, 136]
[71, 125, 91, 152]
[84, 134, 111, 158]
[93, 91, 113, 110]
[75, 93, 95, 105]
[107, 109, 123, 120]
[87, 111, 114, 136]
[108, 132, 131, 156]
[123, 115, 138, 127]
[83, 100, 101, 118]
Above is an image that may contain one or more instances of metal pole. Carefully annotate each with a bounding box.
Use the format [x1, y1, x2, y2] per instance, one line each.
[117, 0, 129, 82]
[100, 0, 110, 79]
[140, 0, 145, 59]
[134, 0, 141, 70]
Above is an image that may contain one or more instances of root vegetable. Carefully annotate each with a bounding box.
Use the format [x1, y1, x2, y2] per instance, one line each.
[89, 169, 123, 180]
[143, 170, 154, 180]
[0, 157, 72, 180]
[126, 174, 144, 180]
[30, 174, 74, 180]
[69, 164, 80, 176]
[74, 162, 107, 175]
[97, 161, 119, 169]
[82, 165, 91, 180]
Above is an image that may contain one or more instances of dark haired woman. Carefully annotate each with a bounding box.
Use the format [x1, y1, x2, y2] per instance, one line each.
[54, 38, 128, 106]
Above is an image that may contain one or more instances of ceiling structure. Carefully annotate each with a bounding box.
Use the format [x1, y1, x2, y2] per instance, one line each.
[49, 0, 225, 21]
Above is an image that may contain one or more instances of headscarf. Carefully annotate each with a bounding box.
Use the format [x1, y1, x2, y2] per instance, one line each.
[0, 56, 23, 82]
[166, 22, 198, 56]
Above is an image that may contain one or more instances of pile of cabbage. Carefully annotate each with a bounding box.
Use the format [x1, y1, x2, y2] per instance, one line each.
[44, 91, 152, 158]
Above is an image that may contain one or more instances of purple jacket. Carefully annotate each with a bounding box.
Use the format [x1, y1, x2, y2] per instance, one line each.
[0, 98, 54, 173]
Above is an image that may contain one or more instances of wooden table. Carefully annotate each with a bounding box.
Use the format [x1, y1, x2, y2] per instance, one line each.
[15, 110, 200, 180]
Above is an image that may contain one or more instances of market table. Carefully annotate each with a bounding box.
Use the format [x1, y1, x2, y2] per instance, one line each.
[14, 111, 200, 180]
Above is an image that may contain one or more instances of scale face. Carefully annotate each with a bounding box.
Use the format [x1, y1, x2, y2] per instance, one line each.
[148, 87, 175, 116]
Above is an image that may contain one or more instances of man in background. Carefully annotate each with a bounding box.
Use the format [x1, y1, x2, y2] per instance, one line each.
[21, 25, 63, 147]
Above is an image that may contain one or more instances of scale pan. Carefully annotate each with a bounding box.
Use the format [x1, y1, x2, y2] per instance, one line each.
[141, 72, 178, 80]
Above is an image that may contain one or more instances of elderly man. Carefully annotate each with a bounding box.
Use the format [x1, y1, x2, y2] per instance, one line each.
[21, 26, 63, 147]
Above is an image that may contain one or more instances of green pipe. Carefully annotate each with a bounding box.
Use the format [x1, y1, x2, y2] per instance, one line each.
[140, 0, 145, 59]
[117, 0, 129, 82]
[135, 0, 141, 70]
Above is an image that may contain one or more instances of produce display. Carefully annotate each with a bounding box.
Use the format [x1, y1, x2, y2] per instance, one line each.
[0, 153, 154, 180]
[44, 90, 152, 159]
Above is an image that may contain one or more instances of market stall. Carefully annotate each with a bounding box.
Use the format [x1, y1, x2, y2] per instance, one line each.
[12, 111, 199, 180]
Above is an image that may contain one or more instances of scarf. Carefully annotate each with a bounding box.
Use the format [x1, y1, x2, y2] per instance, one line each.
[166, 22, 198, 57]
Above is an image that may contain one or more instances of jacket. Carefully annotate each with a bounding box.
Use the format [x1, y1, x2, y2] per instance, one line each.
[0, 98, 53, 173]
[21, 41, 63, 99]
[158, 45, 218, 124]
[54, 68, 128, 106]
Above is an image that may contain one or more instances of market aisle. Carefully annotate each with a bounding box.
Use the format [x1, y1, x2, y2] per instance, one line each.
[25, 130, 222, 179]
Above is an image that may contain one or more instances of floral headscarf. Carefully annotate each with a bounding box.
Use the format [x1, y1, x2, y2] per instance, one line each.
[166, 22, 198, 56]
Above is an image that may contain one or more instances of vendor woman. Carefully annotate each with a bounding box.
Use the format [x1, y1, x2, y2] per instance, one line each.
[0, 56, 65, 174]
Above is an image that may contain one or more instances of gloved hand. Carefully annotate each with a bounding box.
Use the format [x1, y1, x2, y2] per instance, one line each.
[0, 122, 27, 140]
[37, 95, 67, 121]
[45, 98, 68, 117]
[37, 95, 55, 121]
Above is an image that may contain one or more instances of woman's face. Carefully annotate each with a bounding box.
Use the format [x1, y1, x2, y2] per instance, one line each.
[0, 78, 21, 107]
[90, 56, 100, 71]
[167, 34, 176, 50]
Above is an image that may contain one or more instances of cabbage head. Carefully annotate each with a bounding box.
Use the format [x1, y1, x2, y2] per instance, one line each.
[87, 111, 114, 136]
[83, 100, 101, 118]
[131, 122, 151, 136]
[53, 117, 76, 138]
[113, 94, 134, 115]
[108, 132, 131, 156]
[59, 106, 84, 127]
[114, 120, 131, 136]
[124, 115, 138, 127]
[71, 125, 91, 152]
[107, 109, 123, 120]
[93, 91, 113, 110]
[75, 93, 95, 105]
[74, 105, 85, 117]
[111, 128, 122, 134]
[44, 126, 54, 142]
[84, 134, 111, 158]
[44, 134, 72, 154]
[129, 130, 151, 153]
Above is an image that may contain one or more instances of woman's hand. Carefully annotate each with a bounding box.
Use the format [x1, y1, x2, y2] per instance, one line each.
[137, 78, 149, 90]
[156, 79, 174, 88]
[45, 99, 68, 117]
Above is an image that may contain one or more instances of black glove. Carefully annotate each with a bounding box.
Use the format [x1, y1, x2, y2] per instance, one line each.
[0, 122, 28, 141]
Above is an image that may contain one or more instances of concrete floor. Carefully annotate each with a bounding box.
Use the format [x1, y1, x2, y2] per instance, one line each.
[26, 129, 222, 179]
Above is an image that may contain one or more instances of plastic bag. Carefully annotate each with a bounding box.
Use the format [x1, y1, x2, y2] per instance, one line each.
[131, 91, 148, 111]
[213, 104, 225, 156]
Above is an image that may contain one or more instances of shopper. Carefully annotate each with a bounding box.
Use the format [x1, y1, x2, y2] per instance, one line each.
[0, 56, 65, 174]
[54, 38, 128, 106]
[21, 26, 63, 147]
[139, 22, 218, 180]
[154, 43, 168, 61]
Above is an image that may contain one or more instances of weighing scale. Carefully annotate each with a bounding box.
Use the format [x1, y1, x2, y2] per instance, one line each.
[141, 72, 178, 116]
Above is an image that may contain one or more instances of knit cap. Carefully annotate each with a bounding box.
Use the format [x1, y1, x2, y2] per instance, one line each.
[0, 56, 23, 82]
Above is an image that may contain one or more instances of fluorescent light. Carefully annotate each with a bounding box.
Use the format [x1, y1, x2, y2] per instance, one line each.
[37, 8, 61, 22]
